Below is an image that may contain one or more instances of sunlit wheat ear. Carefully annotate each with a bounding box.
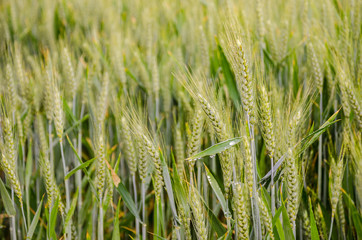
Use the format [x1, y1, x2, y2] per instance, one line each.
[258, 196, 274, 239]
[337, 66, 354, 120]
[258, 85, 275, 158]
[255, 0, 265, 39]
[199, 25, 210, 73]
[344, 80, 362, 129]
[15, 113, 23, 148]
[5, 64, 18, 111]
[197, 94, 226, 140]
[96, 73, 109, 127]
[287, 109, 302, 148]
[308, 43, 323, 92]
[186, 105, 204, 169]
[38, 154, 55, 205]
[141, 134, 164, 201]
[175, 125, 185, 176]
[52, 80, 64, 141]
[53, 185, 65, 216]
[301, 209, 311, 239]
[232, 183, 249, 240]
[95, 131, 106, 199]
[178, 203, 192, 240]
[0, 152, 23, 205]
[36, 114, 55, 205]
[189, 185, 207, 240]
[315, 203, 327, 239]
[224, 28, 256, 124]
[104, 170, 114, 209]
[3, 117, 16, 172]
[110, 34, 127, 86]
[285, 148, 300, 230]
[35, 113, 48, 155]
[338, 198, 346, 236]
[62, 47, 76, 99]
[137, 141, 149, 183]
[23, 105, 33, 141]
[329, 155, 344, 216]
[14, 45, 26, 98]
[242, 136, 253, 197]
[121, 117, 137, 175]
[196, 94, 233, 195]
[44, 64, 54, 121]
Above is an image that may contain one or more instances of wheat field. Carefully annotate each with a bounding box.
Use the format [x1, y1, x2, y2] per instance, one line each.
[0, 0, 361, 239]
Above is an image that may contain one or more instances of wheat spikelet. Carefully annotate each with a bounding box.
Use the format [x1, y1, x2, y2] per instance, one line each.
[3, 117, 16, 172]
[137, 141, 149, 183]
[329, 156, 343, 216]
[142, 134, 163, 200]
[301, 209, 311, 240]
[223, 29, 256, 124]
[104, 169, 114, 209]
[53, 81, 64, 140]
[337, 198, 346, 236]
[315, 203, 327, 239]
[38, 154, 55, 205]
[44, 65, 54, 121]
[258, 85, 275, 158]
[6, 64, 18, 111]
[199, 26, 210, 73]
[23, 106, 33, 140]
[0, 153, 23, 207]
[242, 136, 253, 197]
[14, 46, 26, 98]
[95, 132, 106, 199]
[178, 203, 191, 240]
[186, 106, 204, 168]
[308, 43, 323, 92]
[344, 81, 362, 129]
[121, 117, 137, 175]
[35, 113, 48, 155]
[256, 0, 265, 39]
[96, 73, 109, 126]
[233, 183, 249, 240]
[196, 94, 233, 195]
[62, 47, 77, 99]
[258, 197, 274, 239]
[175, 126, 185, 176]
[189, 185, 207, 240]
[285, 148, 300, 229]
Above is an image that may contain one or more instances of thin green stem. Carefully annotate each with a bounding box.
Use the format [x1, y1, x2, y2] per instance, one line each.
[77, 102, 85, 239]
[328, 215, 334, 240]
[10, 188, 17, 240]
[60, 140, 71, 240]
[318, 92, 323, 200]
[247, 117, 262, 240]
[98, 197, 104, 240]
[271, 157, 275, 216]
[141, 182, 147, 240]
[133, 174, 139, 239]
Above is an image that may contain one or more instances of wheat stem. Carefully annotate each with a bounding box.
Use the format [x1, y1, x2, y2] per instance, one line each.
[328, 215, 334, 240]
[10, 188, 17, 240]
[98, 197, 104, 240]
[77, 102, 85, 238]
[141, 181, 147, 240]
[60, 141, 71, 239]
[133, 174, 139, 239]
[248, 119, 262, 240]
[318, 92, 323, 200]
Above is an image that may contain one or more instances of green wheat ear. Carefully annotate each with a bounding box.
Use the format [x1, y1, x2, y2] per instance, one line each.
[189, 185, 207, 240]
[232, 182, 249, 240]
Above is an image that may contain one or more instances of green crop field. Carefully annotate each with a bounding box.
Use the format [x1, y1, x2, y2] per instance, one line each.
[0, 0, 361, 239]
